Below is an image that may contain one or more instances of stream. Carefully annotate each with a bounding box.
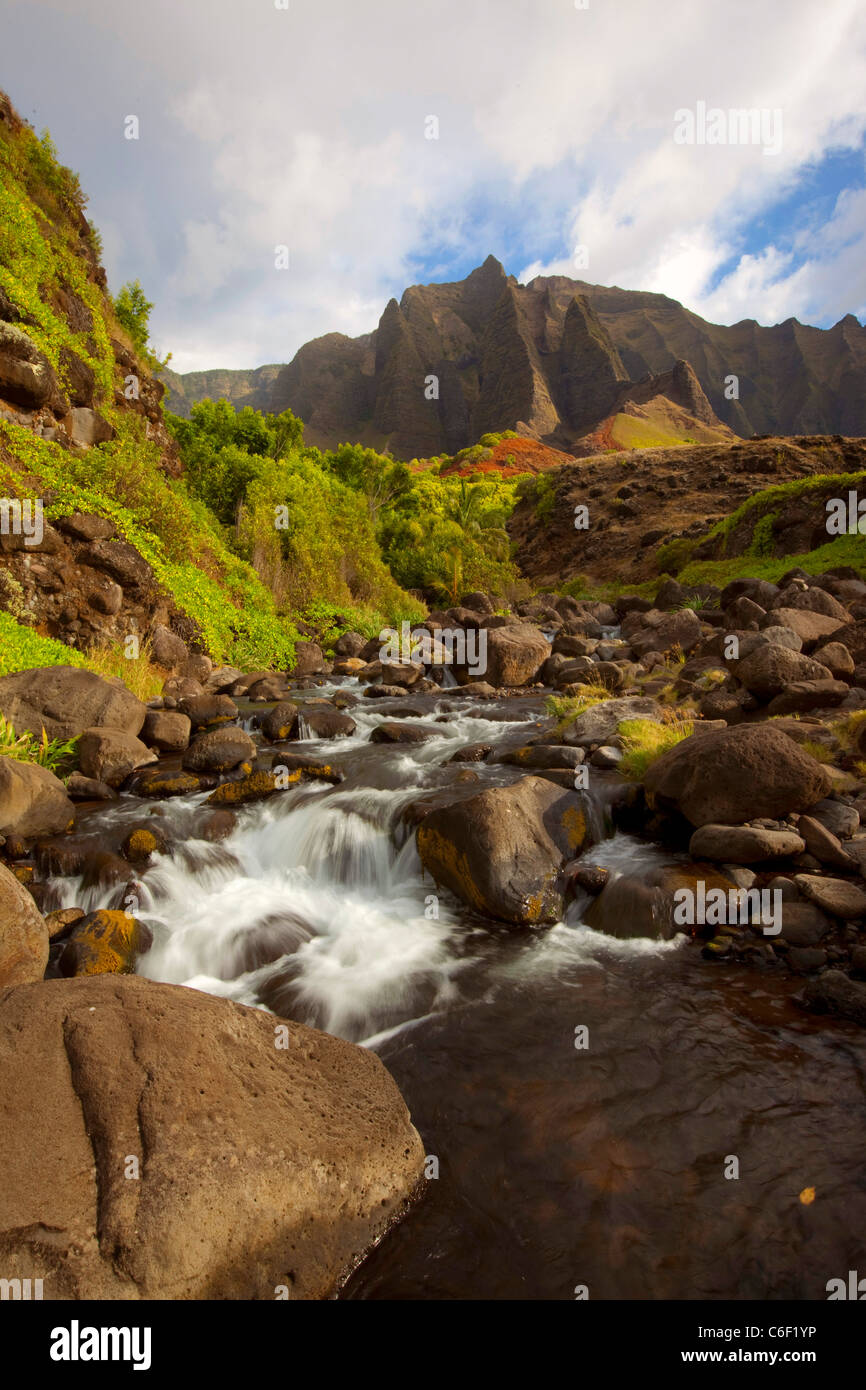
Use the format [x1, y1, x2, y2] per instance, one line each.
[41, 682, 866, 1300]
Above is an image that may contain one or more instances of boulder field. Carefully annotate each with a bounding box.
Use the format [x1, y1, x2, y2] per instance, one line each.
[4, 567, 866, 1296]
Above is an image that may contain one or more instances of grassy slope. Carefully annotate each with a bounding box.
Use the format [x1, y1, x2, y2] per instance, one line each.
[0, 114, 303, 672]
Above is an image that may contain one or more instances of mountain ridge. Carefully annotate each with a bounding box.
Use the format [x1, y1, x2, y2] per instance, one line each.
[162, 256, 866, 456]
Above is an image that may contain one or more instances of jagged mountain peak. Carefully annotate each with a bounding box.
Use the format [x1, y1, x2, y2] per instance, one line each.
[164, 259, 866, 456]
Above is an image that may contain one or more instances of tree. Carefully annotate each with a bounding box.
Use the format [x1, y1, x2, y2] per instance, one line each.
[112, 280, 171, 370]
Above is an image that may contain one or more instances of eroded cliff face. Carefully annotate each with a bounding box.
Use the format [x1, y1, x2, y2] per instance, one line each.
[166, 255, 866, 459]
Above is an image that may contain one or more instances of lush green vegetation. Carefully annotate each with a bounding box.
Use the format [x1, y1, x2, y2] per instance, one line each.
[617, 716, 693, 781]
[166, 399, 525, 615]
[0, 710, 79, 773]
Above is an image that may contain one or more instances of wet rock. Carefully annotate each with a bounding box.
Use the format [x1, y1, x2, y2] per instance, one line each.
[786, 947, 827, 973]
[141, 709, 191, 753]
[370, 722, 436, 744]
[688, 824, 805, 863]
[449, 744, 492, 763]
[77, 728, 158, 788]
[295, 709, 356, 740]
[0, 975, 424, 1298]
[134, 769, 205, 798]
[178, 693, 239, 729]
[60, 909, 152, 976]
[245, 677, 288, 702]
[363, 684, 407, 698]
[183, 726, 256, 774]
[499, 745, 585, 769]
[417, 775, 596, 925]
[0, 757, 74, 837]
[0, 665, 146, 740]
[195, 809, 238, 842]
[121, 826, 168, 864]
[802, 970, 866, 1025]
[455, 680, 498, 698]
[794, 876, 866, 921]
[644, 724, 832, 828]
[64, 771, 116, 802]
[0, 861, 48, 986]
[570, 864, 609, 894]
[260, 701, 300, 741]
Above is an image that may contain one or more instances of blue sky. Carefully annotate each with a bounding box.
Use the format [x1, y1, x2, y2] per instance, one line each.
[2, 0, 865, 371]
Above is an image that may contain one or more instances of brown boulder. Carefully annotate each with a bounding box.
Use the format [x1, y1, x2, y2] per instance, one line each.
[0, 975, 424, 1298]
[77, 728, 158, 788]
[0, 757, 74, 837]
[455, 625, 550, 688]
[183, 726, 256, 773]
[141, 709, 191, 752]
[417, 775, 596, 925]
[644, 724, 832, 828]
[0, 666, 146, 740]
[734, 645, 832, 699]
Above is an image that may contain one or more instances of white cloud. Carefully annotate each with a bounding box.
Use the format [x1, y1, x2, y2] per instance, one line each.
[10, 0, 864, 367]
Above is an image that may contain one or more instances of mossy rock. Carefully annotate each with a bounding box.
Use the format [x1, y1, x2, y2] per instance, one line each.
[121, 825, 168, 863]
[59, 909, 152, 976]
[135, 770, 203, 799]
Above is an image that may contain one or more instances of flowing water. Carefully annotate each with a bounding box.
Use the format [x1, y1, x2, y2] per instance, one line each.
[44, 685, 866, 1300]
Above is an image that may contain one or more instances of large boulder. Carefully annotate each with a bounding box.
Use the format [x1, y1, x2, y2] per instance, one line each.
[766, 609, 845, 649]
[629, 609, 702, 658]
[289, 641, 326, 677]
[416, 775, 596, 925]
[141, 709, 191, 753]
[0, 757, 74, 837]
[0, 975, 424, 1298]
[77, 729, 158, 788]
[644, 724, 832, 827]
[0, 862, 48, 987]
[183, 726, 256, 773]
[0, 666, 146, 741]
[734, 645, 832, 700]
[455, 625, 550, 688]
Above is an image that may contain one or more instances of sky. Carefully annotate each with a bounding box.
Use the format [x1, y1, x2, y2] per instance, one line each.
[2, 0, 865, 373]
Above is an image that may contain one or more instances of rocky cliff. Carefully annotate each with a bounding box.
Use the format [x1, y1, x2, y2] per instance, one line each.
[164, 257, 866, 456]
